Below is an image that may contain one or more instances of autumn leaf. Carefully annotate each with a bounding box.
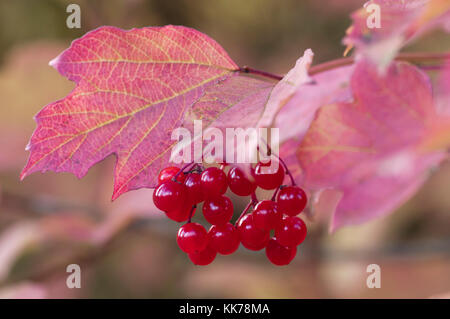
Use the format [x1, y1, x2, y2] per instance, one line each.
[275, 64, 354, 143]
[344, 0, 450, 69]
[20, 26, 245, 199]
[256, 49, 314, 129]
[281, 60, 447, 231]
[170, 50, 316, 167]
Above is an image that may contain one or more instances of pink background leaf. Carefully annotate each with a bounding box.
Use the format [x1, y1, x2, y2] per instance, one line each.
[344, 0, 450, 69]
[281, 60, 447, 231]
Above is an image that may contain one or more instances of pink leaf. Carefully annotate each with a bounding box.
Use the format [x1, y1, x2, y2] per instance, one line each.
[275, 65, 354, 143]
[21, 26, 240, 199]
[281, 60, 446, 231]
[344, 0, 450, 68]
[256, 49, 314, 129]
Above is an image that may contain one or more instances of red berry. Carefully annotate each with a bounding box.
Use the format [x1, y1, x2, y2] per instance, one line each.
[200, 167, 228, 198]
[237, 214, 270, 251]
[275, 216, 307, 247]
[188, 245, 217, 266]
[227, 167, 256, 196]
[153, 180, 186, 212]
[253, 200, 282, 231]
[252, 158, 285, 190]
[276, 186, 307, 216]
[208, 223, 240, 255]
[265, 237, 297, 266]
[184, 173, 204, 204]
[177, 223, 208, 254]
[166, 204, 195, 223]
[157, 166, 185, 184]
[203, 195, 234, 225]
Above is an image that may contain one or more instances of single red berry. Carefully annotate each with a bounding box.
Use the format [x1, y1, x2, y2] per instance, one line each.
[166, 204, 195, 223]
[188, 245, 217, 266]
[252, 158, 285, 190]
[203, 195, 234, 225]
[208, 223, 240, 255]
[276, 186, 307, 216]
[153, 180, 186, 212]
[184, 173, 204, 204]
[275, 216, 307, 247]
[237, 214, 270, 251]
[177, 223, 208, 254]
[157, 166, 185, 184]
[253, 200, 282, 231]
[227, 166, 256, 196]
[200, 167, 228, 198]
[265, 237, 297, 266]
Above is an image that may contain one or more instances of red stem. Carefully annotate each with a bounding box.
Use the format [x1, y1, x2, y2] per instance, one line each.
[238, 66, 283, 81]
[172, 162, 195, 182]
[277, 156, 296, 186]
[239, 52, 449, 81]
[187, 204, 196, 223]
[251, 191, 258, 204]
[236, 200, 254, 225]
[271, 187, 280, 201]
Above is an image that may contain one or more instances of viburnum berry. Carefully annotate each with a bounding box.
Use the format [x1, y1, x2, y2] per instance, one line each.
[253, 200, 282, 231]
[157, 166, 185, 184]
[166, 204, 195, 223]
[200, 167, 228, 198]
[184, 172, 204, 204]
[208, 223, 240, 255]
[203, 195, 234, 225]
[276, 186, 307, 216]
[237, 214, 270, 251]
[188, 245, 217, 266]
[265, 237, 297, 266]
[153, 180, 186, 212]
[275, 216, 307, 247]
[177, 222, 208, 254]
[253, 158, 285, 190]
[227, 166, 256, 196]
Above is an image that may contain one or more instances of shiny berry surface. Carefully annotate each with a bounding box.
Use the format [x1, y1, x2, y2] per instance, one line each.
[276, 186, 307, 216]
[253, 200, 282, 231]
[265, 237, 297, 266]
[184, 173, 204, 204]
[165, 204, 195, 223]
[152, 180, 186, 212]
[253, 159, 285, 190]
[227, 166, 256, 196]
[203, 195, 234, 225]
[177, 222, 208, 254]
[188, 245, 217, 265]
[237, 214, 270, 251]
[157, 166, 185, 184]
[200, 167, 228, 198]
[275, 216, 307, 247]
[208, 223, 240, 255]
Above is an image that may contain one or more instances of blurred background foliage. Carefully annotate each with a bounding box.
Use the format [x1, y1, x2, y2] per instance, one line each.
[0, 0, 449, 298]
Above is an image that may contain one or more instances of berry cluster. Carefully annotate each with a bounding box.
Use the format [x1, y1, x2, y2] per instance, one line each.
[152, 158, 308, 266]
